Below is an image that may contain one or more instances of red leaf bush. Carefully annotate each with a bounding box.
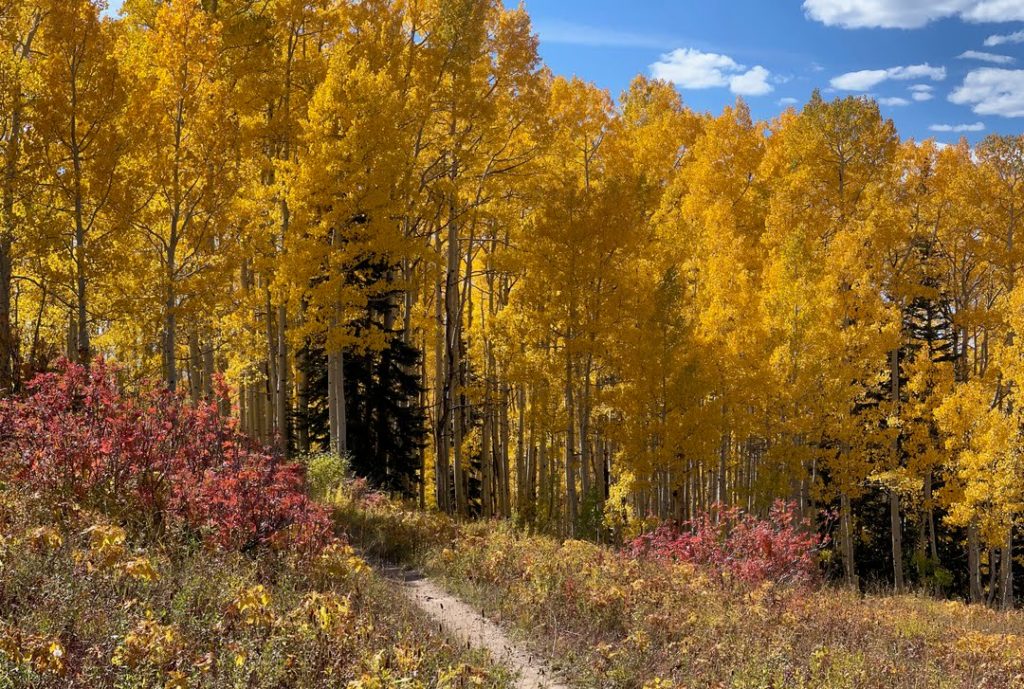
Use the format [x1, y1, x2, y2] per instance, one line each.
[0, 359, 331, 552]
[629, 500, 825, 587]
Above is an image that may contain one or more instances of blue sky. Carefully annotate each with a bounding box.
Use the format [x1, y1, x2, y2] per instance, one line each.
[511, 0, 1024, 144]
[105, 0, 1024, 143]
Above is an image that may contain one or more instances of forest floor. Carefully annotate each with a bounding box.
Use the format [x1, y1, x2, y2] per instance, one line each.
[381, 564, 569, 689]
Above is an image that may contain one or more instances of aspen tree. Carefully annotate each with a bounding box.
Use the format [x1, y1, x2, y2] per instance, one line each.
[0, 0, 43, 393]
[119, 0, 239, 390]
[32, 0, 127, 365]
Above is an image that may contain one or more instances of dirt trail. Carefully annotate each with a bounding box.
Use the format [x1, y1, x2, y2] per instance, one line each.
[384, 568, 569, 689]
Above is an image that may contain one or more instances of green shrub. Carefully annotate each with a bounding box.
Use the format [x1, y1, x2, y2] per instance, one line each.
[301, 452, 349, 502]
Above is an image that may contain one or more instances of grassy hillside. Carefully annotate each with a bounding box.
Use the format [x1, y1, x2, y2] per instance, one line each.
[334, 485, 1024, 689]
[0, 483, 519, 689]
[0, 364, 513, 689]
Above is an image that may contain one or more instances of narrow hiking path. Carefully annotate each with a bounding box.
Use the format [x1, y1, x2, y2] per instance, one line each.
[382, 567, 570, 689]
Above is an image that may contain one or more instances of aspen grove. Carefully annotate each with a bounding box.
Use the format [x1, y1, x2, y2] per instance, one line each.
[3, 0, 1024, 607]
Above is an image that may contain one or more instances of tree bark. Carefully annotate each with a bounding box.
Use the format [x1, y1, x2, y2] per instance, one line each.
[969, 521, 983, 604]
[446, 210, 466, 515]
[1001, 527, 1014, 611]
[295, 343, 310, 454]
[841, 491, 857, 589]
[890, 489, 905, 592]
[889, 347, 905, 592]
[0, 231, 13, 394]
[188, 330, 202, 403]
[925, 471, 939, 562]
[433, 258, 450, 513]
[328, 349, 346, 458]
[276, 303, 289, 454]
[202, 337, 215, 399]
[163, 278, 177, 391]
[564, 352, 577, 535]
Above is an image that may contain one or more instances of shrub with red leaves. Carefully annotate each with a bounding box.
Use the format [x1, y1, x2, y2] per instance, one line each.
[0, 359, 331, 552]
[629, 501, 826, 587]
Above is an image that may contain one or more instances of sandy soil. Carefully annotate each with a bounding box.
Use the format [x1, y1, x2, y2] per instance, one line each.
[384, 567, 570, 689]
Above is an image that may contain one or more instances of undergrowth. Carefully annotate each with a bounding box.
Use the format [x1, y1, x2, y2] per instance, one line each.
[0, 363, 514, 688]
[334, 482, 1024, 689]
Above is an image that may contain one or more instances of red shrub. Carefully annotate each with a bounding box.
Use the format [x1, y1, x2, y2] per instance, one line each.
[0, 359, 331, 552]
[629, 501, 825, 587]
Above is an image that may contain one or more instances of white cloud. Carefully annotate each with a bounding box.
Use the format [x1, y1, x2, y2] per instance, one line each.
[651, 49, 739, 88]
[878, 97, 911, 106]
[730, 66, 774, 96]
[985, 30, 1024, 47]
[535, 20, 671, 49]
[929, 122, 985, 132]
[804, 0, 1024, 29]
[958, 50, 1015, 65]
[651, 48, 774, 96]
[961, 1, 1024, 22]
[830, 64, 946, 91]
[949, 68, 1024, 117]
[778, 97, 799, 106]
[909, 84, 934, 101]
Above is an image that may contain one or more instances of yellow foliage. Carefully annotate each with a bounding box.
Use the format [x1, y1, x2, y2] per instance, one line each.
[291, 592, 352, 636]
[317, 542, 371, 579]
[118, 556, 160, 583]
[25, 526, 63, 551]
[0, 626, 66, 676]
[83, 523, 128, 569]
[112, 618, 181, 670]
[228, 584, 276, 628]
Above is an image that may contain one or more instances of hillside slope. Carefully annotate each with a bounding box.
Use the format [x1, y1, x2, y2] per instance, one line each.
[335, 487, 1024, 689]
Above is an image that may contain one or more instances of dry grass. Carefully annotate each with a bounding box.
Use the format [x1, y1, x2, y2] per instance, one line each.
[336, 488, 1024, 689]
[0, 484, 514, 688]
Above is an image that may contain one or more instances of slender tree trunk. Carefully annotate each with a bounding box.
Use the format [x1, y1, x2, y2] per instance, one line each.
[74, 224, 90, 364]
[987, 548, 999, 607]
[498, 380, 511, 517]
[163, 280, 177, 391]
[580, 358, 592, 504]
[889, 347, 905, 592]
[719, 425, 729, 506]
[239, 382, 248, 433]
[202, 337, 214, 399]
[1001, 527, 1014, 611]
[188, 330, 202, 403]
[969, 521, 983, 604]
[276, 303, 289, 454]
[328, 349, 346, 457]
[70, 92, 91, 365]
[841, 491, 857, 589]
[564, 351, 577, 535]
[433, 260, 450, 513]
[67, 310, 78, 360]
[516, 384, 526, 512]
[419, 329, 428, 510]
[276, 193, 291, 454]
[481, 399, 492, 517]
[890, 489, 904, 592]
[264, 287, 277, 442]
[246, 377, 257, 437]
[0, 231, 13, 393]
[925, 471, 939, 562]
[295, 344, 310, 454]
[446, 213, 466, 515]
[0, 48, 26, 394]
